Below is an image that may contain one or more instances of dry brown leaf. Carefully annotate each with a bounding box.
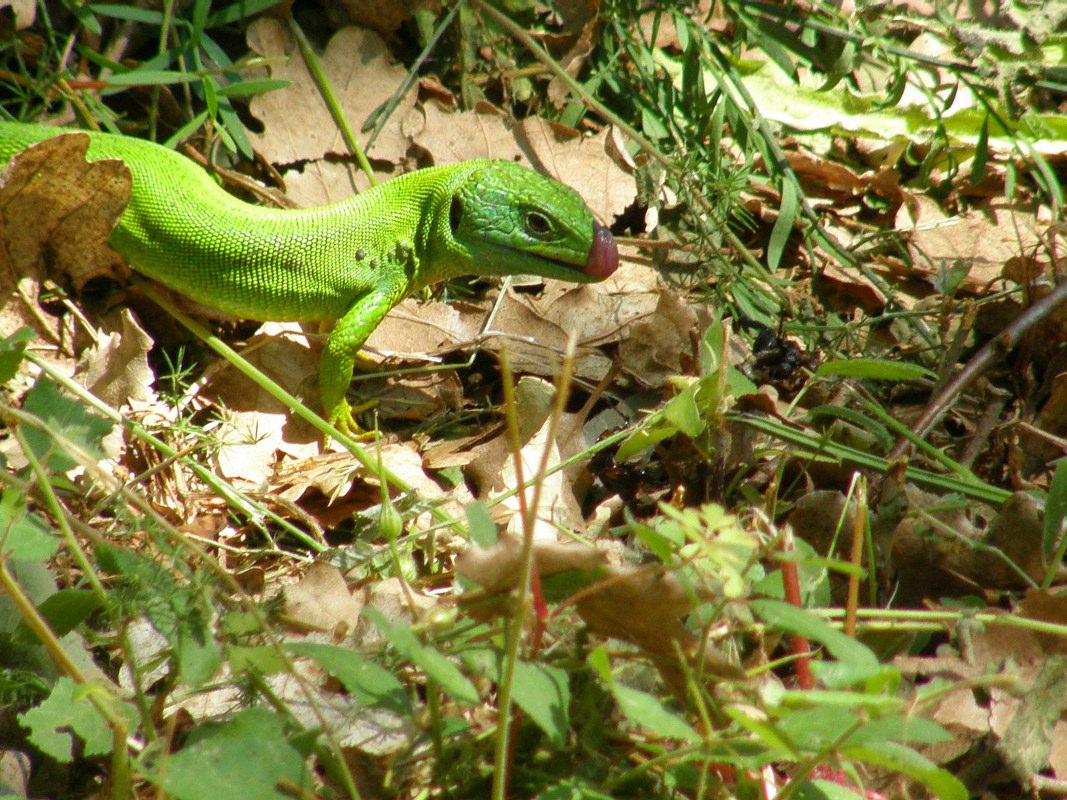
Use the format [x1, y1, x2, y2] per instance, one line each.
[901, 195, 1044, 294]
[247, 20, 415, 202]
[208, 321, 323, 458]
[1, 0, 34, 29]
[0, 132, 129, 340]
[0, 133, 129, 289]
[369, 262, 699, 394]
[266, 666, 414, 760]
[881, 484, 1051, 602]
[457, 536, 743, 691]
[273, 442, 469, 529]
[352, 577, 439, 649]
[0, 751, 30, 798]
[514, 120, 633, 223]
[364, 297, 475, 356]
[456, 535, 607, 596]
[278, 160, 391, 209]
[332, 0, 439, 35]
[282, 563, 362, 635]
[543, 0, 601, 106]
[461, 376, 585, 537]
[75, 309, 155, 408]
[215, 407, 290, 486]
[1021, 371, 1067, 475]
[404, 101, 523, 164]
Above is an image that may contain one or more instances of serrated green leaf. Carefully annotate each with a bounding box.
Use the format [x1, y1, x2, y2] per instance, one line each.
[19, 678, 112, 762]
[21, 380, 112, 474]
[162, 708, 310, 800]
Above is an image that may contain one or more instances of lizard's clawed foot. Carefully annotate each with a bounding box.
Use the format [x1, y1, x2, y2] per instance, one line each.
[326, 400, 378, 444]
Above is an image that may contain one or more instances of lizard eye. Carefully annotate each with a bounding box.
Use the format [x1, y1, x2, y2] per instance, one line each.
[450, 196, 463, 233]
[526, 211, 551, 236]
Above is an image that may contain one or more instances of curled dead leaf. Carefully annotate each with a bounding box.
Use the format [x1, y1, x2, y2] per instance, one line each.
[0, 132, 130, 342]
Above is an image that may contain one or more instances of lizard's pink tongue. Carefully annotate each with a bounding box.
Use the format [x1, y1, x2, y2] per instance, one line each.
[586, 224, 619, 279]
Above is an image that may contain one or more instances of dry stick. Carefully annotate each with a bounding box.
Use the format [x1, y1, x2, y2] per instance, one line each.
[885, 278, 1067, 470]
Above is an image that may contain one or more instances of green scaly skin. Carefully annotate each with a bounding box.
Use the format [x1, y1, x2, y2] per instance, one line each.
[0, 122, 619, 433]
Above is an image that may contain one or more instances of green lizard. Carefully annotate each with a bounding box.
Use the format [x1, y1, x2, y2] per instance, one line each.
[0, 122, 618, 434]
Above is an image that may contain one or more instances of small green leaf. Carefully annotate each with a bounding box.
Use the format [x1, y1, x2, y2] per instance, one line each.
[795, 779, 867, 799]
[206, 0, 285, 26]
[363, 608, 479, 705]
[228, 645, 288, 676]
[612, 684, 701, 742]
[466, 501, 498, 548]
[817, 359, 936, 382]
[751, 599, 878, 668]
[843, 714, 951, 747]
[587, 646, 612, 681]
[964, 111, 986, 183]
[1043, 458, 1067, 559]
[512, 660, 569, 745]
[104, 70, 199, 86]
[289, 642, 411, 716]
[662, 385, 705, 437]
[216, 79, 290, 98]
[810, 660, 900, 692]
[21, 380, 113, 474]
[615, 425, 676, 462]
[629, 516, 676, 563]
[178, 627, 222, 688]
[20, 589, 101, 640]
[842, 742, 966, 800]
[767, 178, 797, 271]
[0, 492, 59, 562]
[779, 689, 903, 712]
[0, 328, 34, 385]
[90, 4, 166, 23]
[640, 106, 670, 141]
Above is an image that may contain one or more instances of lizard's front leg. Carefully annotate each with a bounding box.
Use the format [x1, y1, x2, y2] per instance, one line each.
[319, 288, 403, 437]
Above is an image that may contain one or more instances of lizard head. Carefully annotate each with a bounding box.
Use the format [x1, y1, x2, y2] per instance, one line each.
[440, 160, 619, 283]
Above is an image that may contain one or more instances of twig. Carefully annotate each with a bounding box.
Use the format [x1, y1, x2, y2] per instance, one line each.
[885, 278, 1067, 469]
